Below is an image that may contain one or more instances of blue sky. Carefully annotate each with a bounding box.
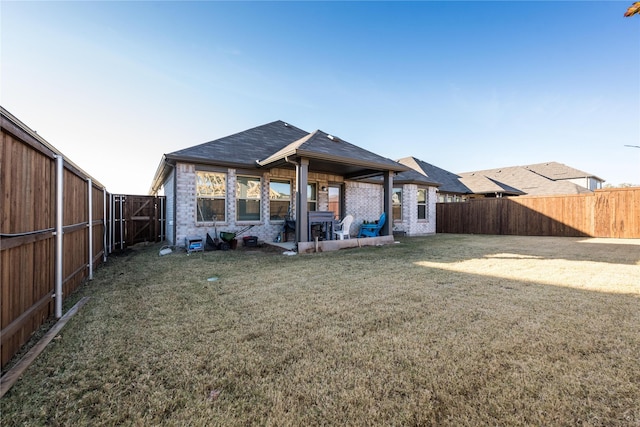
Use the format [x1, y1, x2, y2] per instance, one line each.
[2, 1, 639, 194]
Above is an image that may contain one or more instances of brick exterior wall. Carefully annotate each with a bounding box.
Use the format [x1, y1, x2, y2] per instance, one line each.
[391, 184, 437, 236]
[174, 163, 197, 245]
[162, 162, 436, 246]
[345, 181, 383, 235]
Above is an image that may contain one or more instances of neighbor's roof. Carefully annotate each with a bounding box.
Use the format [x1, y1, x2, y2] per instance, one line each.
[523, 162, 604, 182]
[397, 156, 600, 197]
[458, 173, 525, 196]
[458, 164, 594, 196]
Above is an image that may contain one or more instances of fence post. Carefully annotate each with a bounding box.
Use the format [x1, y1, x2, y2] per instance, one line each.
[55, 155, 64, 319]
[160, 197, 165, 241]
[119, 195, 124, 250]
[109, 193, 114, 254]
[103, 188, 107, 262]
[87, 178, 93, 280]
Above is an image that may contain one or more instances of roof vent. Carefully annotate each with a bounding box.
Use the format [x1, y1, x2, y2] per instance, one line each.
[284, 122, 289, 127]
[327, 134, 340, 142]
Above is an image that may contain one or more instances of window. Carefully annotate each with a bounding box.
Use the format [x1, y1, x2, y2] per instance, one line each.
[196, 172, 226, 222]
[307, 183, 317, 211]
[270, 179, 291, 220]
[392, 188, 402, 221]
[328, 185, 342, 219]
[237, 176, 261, 221]
[417, 188, 428, 220]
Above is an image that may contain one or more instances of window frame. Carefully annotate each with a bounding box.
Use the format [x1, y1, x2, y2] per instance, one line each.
[417, 188, 428, 221]
[195, 171, 227, 223]
[392, 187, 402, 222]
[236, 175, 262, 222]
[269, 178, 291, 221]
[307, 182, 318, 212]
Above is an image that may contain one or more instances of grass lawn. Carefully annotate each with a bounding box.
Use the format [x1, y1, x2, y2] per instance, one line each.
[2, 234, 639, 426]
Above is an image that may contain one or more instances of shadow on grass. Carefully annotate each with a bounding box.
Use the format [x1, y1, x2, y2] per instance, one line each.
[400, 234, 640, 266]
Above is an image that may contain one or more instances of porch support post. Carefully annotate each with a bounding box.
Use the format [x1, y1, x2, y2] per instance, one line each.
[383, 170, 393, 236]
[296, 158, 309, 242]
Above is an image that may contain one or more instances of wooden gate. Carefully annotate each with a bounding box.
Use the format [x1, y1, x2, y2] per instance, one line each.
[111, 195, 166, 250]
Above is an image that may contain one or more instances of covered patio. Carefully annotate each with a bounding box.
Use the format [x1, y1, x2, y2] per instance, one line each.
[256, 129, 409, 245]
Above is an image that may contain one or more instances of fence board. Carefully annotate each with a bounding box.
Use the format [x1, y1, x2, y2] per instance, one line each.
[437, 188, 640, 239]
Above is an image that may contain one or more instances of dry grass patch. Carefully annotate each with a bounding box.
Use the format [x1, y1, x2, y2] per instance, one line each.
[2, 235, 639, 426]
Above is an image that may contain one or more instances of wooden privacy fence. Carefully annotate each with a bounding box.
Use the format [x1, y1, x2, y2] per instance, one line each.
[1, 109, 107, 369]
[436, 188, 640, 238]
[1, 107, 166, 370]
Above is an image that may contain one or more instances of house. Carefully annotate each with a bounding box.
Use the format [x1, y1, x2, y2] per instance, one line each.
[398, 158, 604, 200]
[149, 121, 440, 250]
[457, 162, 604, 197]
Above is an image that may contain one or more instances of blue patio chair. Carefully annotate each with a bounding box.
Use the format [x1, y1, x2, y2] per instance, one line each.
[357, 212, 386, 238]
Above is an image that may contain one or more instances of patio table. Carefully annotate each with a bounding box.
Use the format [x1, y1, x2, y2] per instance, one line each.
[308, 211, 335, 241]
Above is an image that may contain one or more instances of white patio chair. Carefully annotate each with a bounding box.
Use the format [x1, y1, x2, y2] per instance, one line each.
[333, 214, 354, 240]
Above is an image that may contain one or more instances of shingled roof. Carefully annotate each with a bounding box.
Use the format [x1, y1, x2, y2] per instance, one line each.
[397, 157, 600, 197]
[523, 162, 604, 182]
[458, 174, 525, 196]
[166, 120, 308, 168]
[150, 121, 408, 193]
[398, 157, 468, 194]
[458, 163, 596, 196]
[257, 129, 408, 175]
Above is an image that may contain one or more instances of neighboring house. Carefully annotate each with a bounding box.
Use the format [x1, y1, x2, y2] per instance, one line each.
[457, 162, 604, 197]
[397, 156, 523, 201]
[149, 121, 440, 248]
[398, 157, 602, 200]
[521, 162, 604, 191]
